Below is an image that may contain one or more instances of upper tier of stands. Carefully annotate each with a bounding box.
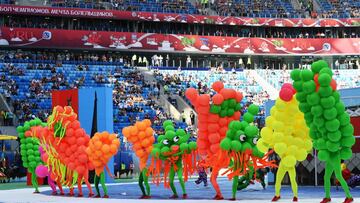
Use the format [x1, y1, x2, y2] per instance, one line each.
[1, 0, 359, 18]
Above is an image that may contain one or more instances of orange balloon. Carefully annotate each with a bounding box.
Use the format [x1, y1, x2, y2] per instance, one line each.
[112, 139, 120, 147]
[101, 144, 110, 154]
[133, 143, 142, 150]
[145, 127, 154, 137]
[146, 146, 153, 154]
[122, 127, 131, 138]
[130, 126, 139, 136]
[138, 131, 146, 139]
[95, 141, 102, 149]
[110, 144, 118, 154]
[143, 119, 151, 127]
[137, 121, 147, 131]
[148, 136, 155, 144]
[141, 139, 150, 148]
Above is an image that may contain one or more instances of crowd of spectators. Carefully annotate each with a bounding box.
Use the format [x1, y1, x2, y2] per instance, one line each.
[4, 15, 359, 39]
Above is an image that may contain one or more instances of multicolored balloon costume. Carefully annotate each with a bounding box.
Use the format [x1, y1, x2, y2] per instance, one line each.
[17, 106, 119, 198]
[290, 60, 355, 203]
[149, 120, 197, 199]
[257, 84, 313, 202]
[185, 81, 275, 200]
[122, 119, 155, 199]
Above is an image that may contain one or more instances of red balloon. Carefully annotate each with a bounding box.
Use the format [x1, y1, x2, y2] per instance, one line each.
[219, 127, 228, 137]
[212, 94, 224, 105]
[197, 94, 210, 106]
[208, 124, 220, 133]
[219, 117, 228, 127]
[210, 144, 220, 153]
[233, 111, 241, 120]
[279, 87, 294, 102]
[209, 133, 220, 144]
[66, 128, 74, 137]
[207, 114, 220, 123]
[197, 122, 208, 131]
[197, 140, 209, 150]
[235, 92, 243, 102]
[212, 81, 224, 93]
[185, 88, 199, 102]
[198, 106, 210, 114]
[198, 113, 208, 122]
[78, 154, 88, 163]
[220, 88, 235, 100]
[314, 74, 319, 84]
[330, 79, 337, 90]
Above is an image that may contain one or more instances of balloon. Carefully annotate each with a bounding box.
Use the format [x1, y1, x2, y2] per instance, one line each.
[220, 138, 231, 150]
[290, 69, 301, 81]
[330, 79, 337, 90]
[212, 94, 224, 105]
[35, 165, 49, 178]
[185, 88, 198, 101]
[235, 92, 243, 102]
[318, 150, 329, 161]
[300, 70, 313, 81]
[279, 87, 294, 101]
[198, 94, 210, 106]
[318, 74, 331, 86]
[212, 81, 224, 93]
[209, 133, 220, 144]
[283, 155, 296, 167]
[274, 143, 287, 155]
[311, 60, 328, 73]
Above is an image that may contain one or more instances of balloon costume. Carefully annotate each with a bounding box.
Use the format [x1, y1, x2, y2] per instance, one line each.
[257, 84, 313, 202]
[122, 119, 155, 199]
[17, 106, 120, 197]
[185, 81, 275, 200]
[290, 60, 355, 203]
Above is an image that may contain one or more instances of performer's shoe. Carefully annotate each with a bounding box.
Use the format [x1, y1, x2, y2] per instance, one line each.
[169, 194, 178, 199]
[320, 198, 331, 203]
[95, 195, 101, 198]
[103, 195, 109, 198]
[77, 194, 83, 197]
[59, 192, 65, 196]
[51, 191, 57, 195]
[88, 193, 94, 197]
[271, 196, 281, 202]
[143, 195, 151, 199]
[293, 197, 298, 202]
[213, 195, 224, 200]
[33, 191, 40, 194]
[343, 197, 354, 203]
[182, 194, 188, 199]
[228, 198, 236, 201]
[67, 193, 74, 197]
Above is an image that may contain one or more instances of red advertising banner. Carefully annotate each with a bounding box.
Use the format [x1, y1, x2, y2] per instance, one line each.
[52, 89, 79, 114]
[350, 116, 360, 153]
[0, 27, 359, 55]
[0, 5, 359, 28]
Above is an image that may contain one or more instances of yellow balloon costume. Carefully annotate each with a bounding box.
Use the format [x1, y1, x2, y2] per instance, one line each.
[257, 84, 312, 202]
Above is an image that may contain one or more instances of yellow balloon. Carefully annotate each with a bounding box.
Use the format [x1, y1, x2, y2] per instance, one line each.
[265, 116, 275, 127]
[275, 99, 286, 111]
[304, 139, 313, 151]
[257, 139, 269, 153]
[273, 132, 285, 142]
[274, 142, 287, 156]
[272, 121, 285, 132]
[286, 145, 298, 156]
[283, 155, 296, 167]
[295, 148, 307, 161]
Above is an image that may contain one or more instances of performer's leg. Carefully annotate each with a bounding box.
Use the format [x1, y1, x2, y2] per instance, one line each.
[288, 166, 298, 198]
[138, 170, 146, 196]
[210, 167, 223, 199]
[324, 161, 334, 199]
[332, 159, 352, 198]
[94, 174, 100, 196]
[30, 171, 39, 193]
[231, 175, 239, 199]
[274, 163, 287, 197]
[99, 172, 108, 197]
[142, 169, 151, 196]
[169, 166, 178, 197]
[176, 167, 186, 195]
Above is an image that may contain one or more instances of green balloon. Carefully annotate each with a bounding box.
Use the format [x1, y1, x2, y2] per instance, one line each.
[311, 60, 328, 73]
[210, 105, 221, 114]
[231, 140, 242, 152]
[176, 129, 186, 137]
[316, 138, 327, 150]
[335, 102, 345, 114]
[28, 155, 35, 162]
[290, 69, 302, 81]
[23, 123, 30, 131]
[303, 81, 316, 94]
[165, 125, 175, 132]
[341, 136, 355, 148]
[221, 100, 229, 109]
[220, 138, 232, 150]
[151, 148, 160, 157]
[157, 135, 165, 143]
[319, 68, 333, 77]
[23, 163, 28, 168]
[293, 81, 304, 92]
[234, 130, 244, 141]
[228, 99, 237, 108]
[189, 142, 197, 150]
[163, 120, 173, 128]
[29, 161, 37, 169]
[338, 113, 350, 126]
[226, 129, 236, 139]
[232, 121, 242, 130]
[320, 96, 335, 109]
[333, 91, 340, 102]
[304, 112, 313, 122]
[327, 131, 341, 142]
[300, 70, 314, 81]
[247, 104, 259, 115]
[299, 102, 311, 113]
[160, 146, 170, 154]
[180, 143, 189, 151]
[323, 108, 337, 120]
[311, 105, 323, 117]
[296, 92, 307, 102]
[318, 74, 332, 87]
[244, 126, 259, 137]
[243, 113, 254, 123]
[235, 103, 242, 111]
[318, 150, 330, 161]
[165, 131, 176, 139]
[341, 124, 354, 137]
[241, 121, 249, 129]
[29, 120, 36, 127]
[220, 109, 227, 117]
[35, 157, 41, 162]
[241, 142, 252, 152]
[309, 125, 319, 139]
[26, 143, 33, 149]
[326, 141, 339, 153]
[325, 119, 340, 132]
[227, 108, 235, 117]
[16, 126, 24, 133]
[340, 147, 353, 160]
[319, 87, 333, 98]
[307, 92, 320, 106]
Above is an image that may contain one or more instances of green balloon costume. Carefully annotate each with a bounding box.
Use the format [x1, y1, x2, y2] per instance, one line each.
[219, 104, 276, 200]
[237, 166, 266, 190]
[17, 118, 46, 193]
[290, 60, 355, 203]
[150, 120, 197, 199]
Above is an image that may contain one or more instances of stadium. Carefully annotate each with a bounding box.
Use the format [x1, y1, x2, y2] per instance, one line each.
[0, 0, 359, 202]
